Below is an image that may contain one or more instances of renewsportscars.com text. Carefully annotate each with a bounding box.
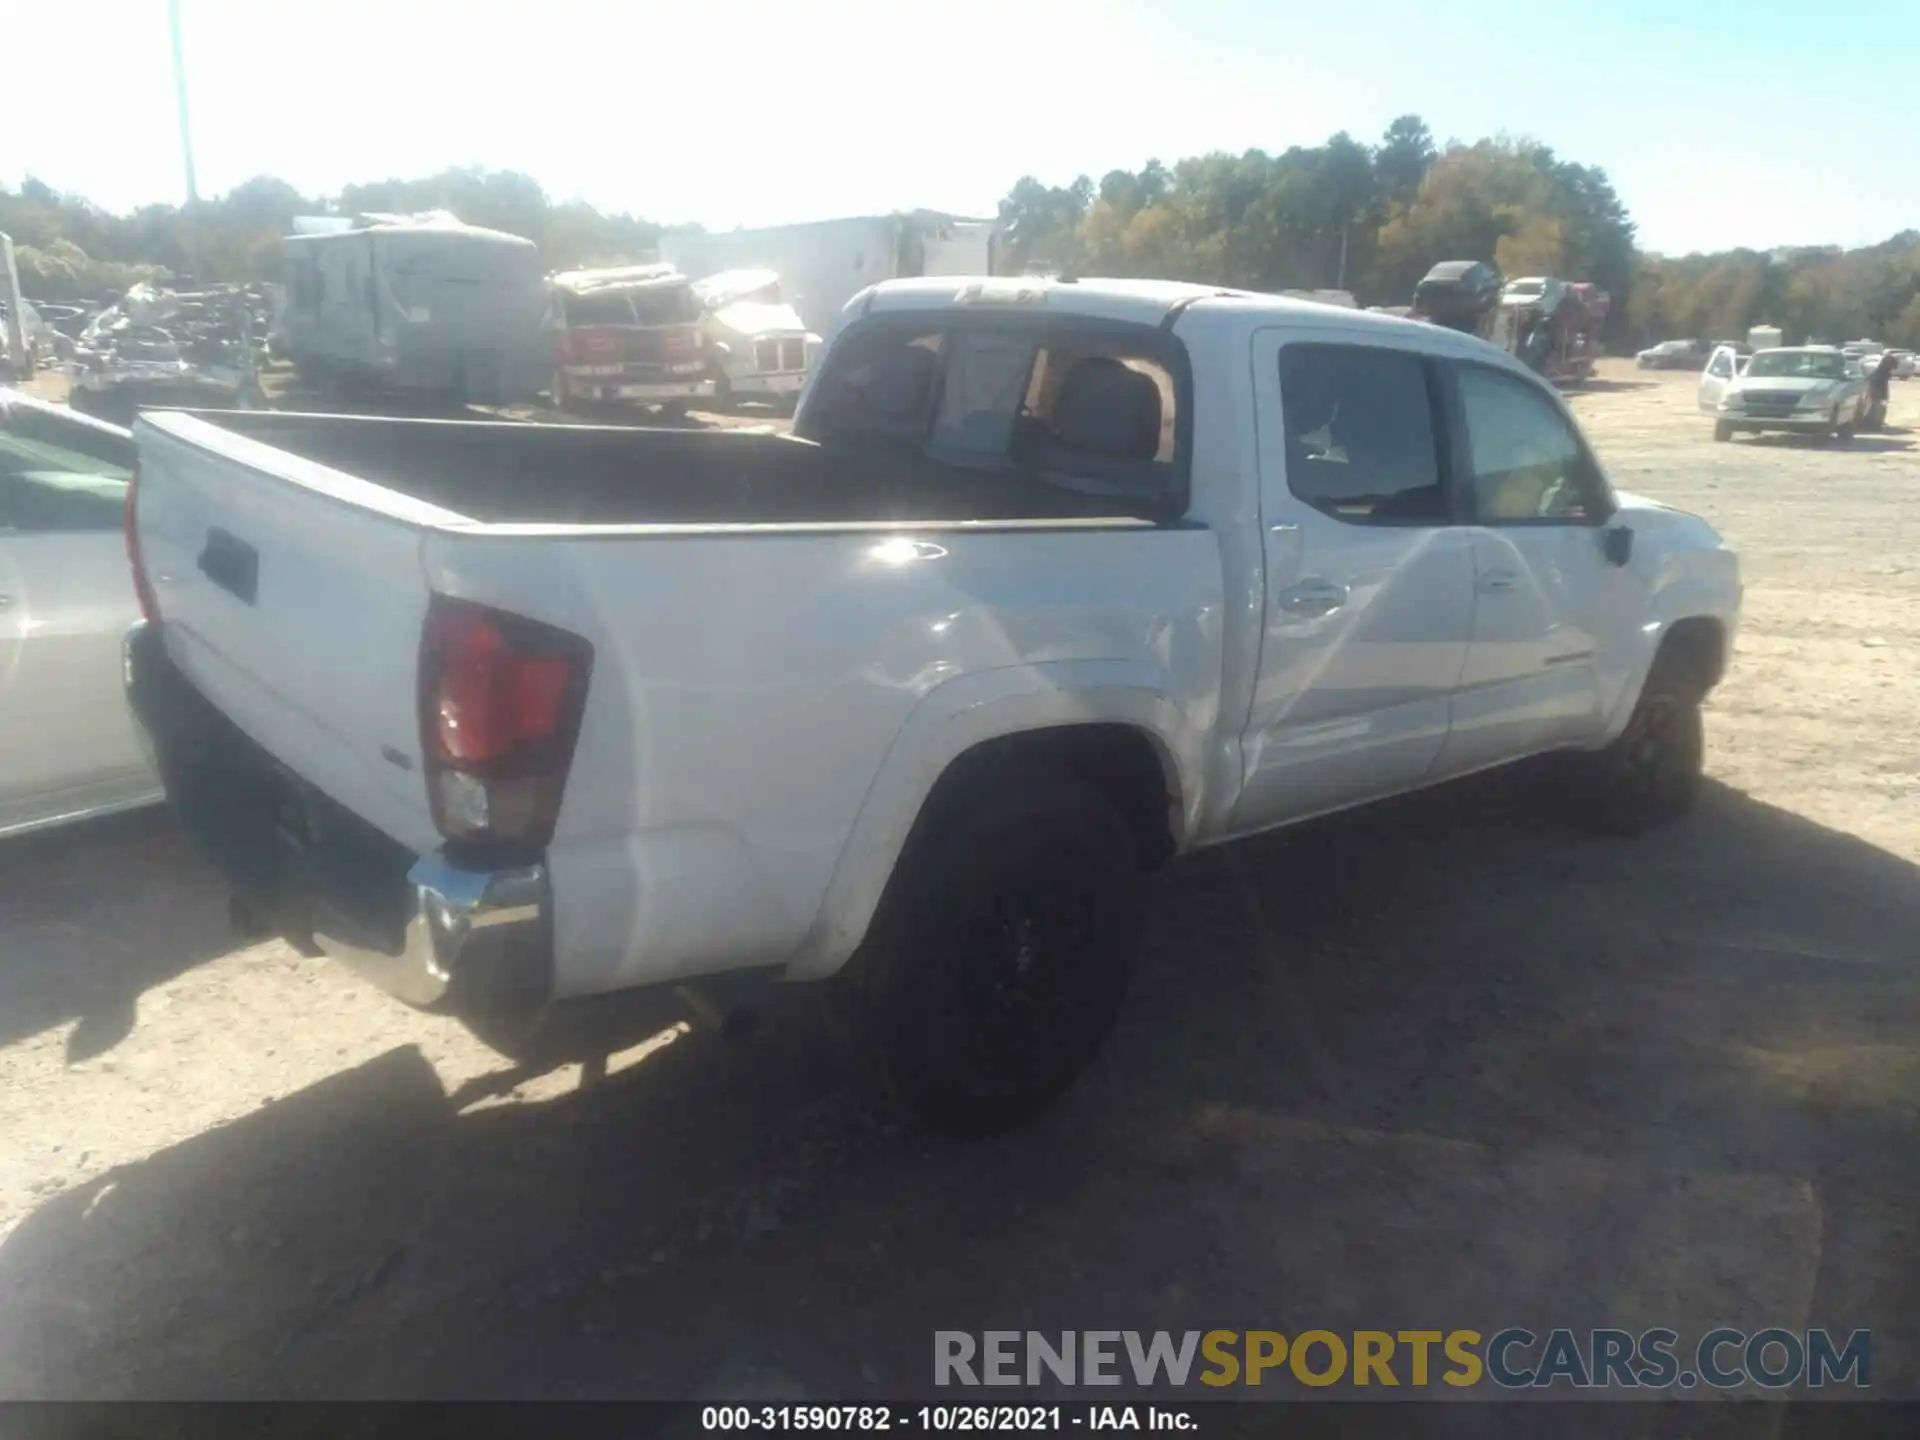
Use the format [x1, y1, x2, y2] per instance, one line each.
[935, 1328, 1871, 1391]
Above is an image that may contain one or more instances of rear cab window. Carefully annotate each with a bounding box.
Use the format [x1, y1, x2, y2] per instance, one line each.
[797, 311, 1190, 519]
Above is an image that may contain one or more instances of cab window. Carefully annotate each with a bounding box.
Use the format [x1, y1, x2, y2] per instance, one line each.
[1279, 343, 1446, 524]
[1451, 364, 1612, 524]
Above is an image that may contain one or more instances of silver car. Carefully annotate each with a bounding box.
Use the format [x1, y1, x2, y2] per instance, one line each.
[0, 389, 161, 839]
[1699, 345, 1871, 443]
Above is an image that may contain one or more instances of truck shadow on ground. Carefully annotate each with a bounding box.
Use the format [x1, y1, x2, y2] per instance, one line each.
[4, 776, 1919, 1409]
[1568, 376, 1662, 393]
[0, 809, 232, 1061]
[1743, 434, 1916, 454]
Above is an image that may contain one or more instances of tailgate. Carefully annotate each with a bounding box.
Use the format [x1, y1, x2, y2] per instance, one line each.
[133, 413, 458, 854]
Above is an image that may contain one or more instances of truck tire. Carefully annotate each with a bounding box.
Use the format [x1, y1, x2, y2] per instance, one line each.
[1553, 646, 1706, 837]
[858, 772, 1142, 1136]
[1713, 421, 1733, 442]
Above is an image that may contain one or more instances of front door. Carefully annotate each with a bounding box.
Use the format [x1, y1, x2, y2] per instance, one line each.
[1233, 332, 1476, 831]
[1699, 345, 1739, 411]
[1434, 359, 1644, 776]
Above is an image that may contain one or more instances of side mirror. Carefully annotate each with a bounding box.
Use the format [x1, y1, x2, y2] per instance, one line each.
[1602, 525, 1634, 567]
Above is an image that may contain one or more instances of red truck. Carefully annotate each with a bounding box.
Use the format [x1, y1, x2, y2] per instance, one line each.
[548, 265, 713, 418]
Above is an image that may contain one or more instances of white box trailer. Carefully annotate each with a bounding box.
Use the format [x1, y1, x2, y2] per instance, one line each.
[659, 212, 996, 341]
[1748, 324, 1784, 351]
[279, 213, 550, 404]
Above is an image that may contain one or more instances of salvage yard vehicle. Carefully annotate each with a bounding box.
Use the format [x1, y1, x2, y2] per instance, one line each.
[0, 390, 160, 839]
[1408, 260, 1502, 338]
[692, 269, 822, 410]
[1701, 344, 1871, 442]
[1488, 276, 1608, 383]
[280, 212, 549, 405]
[123, 276, 1742, 1134]
[661, 211, 998, 341]
[66, 283, 267, 425]
[1636, 338, 1709, 370]
[548, 265, 712, 417]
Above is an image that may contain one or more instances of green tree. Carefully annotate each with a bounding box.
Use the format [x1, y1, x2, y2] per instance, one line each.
[1374, 114, 1437, 203]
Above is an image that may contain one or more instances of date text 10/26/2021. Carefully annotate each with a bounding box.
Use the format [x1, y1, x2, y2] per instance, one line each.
[702, 1406, 1193, 1431]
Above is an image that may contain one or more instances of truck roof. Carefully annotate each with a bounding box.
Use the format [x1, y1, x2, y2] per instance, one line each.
[549, 264, 689, 296]
[285, 220, 535, 249]
[860, 275, 1507, 354]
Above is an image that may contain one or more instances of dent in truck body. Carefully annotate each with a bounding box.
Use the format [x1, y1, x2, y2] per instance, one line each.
[780, 660, 1219, 983]
[419, 521, 1227, 1001]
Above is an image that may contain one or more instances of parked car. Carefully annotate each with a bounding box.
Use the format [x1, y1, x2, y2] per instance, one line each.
[31, 303, 92, 339]
[1636, 338, 1709, 370]
[1700, 344, 1871, 442]
[124, 276, 1743, 1134]
[1891, 350, 1917, 379]
[0, 390, 162, 840]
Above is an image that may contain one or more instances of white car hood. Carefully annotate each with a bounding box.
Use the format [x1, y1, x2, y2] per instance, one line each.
[706, 301, 808, 339]
[1729, 374, 1836, 395]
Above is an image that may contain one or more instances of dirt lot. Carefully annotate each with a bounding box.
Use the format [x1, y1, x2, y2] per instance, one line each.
[2, 360, 1918, 1408]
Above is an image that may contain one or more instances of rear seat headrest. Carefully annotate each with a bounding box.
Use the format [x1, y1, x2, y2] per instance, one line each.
[1053, 356, 1162, 460]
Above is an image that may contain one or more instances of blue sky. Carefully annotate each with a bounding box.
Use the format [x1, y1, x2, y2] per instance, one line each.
[6, 0, 1914, 256]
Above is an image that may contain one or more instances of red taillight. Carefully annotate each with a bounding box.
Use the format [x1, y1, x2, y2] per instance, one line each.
[419, 596, 593, 854]
[124, 462, 160, 622]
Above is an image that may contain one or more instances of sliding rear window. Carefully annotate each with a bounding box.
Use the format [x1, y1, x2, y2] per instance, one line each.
[798, 312, 1192, 518]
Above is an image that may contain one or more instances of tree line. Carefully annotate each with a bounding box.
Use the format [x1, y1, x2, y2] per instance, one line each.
[0, 169, 663, 300]
[5, 118, 1918, 350]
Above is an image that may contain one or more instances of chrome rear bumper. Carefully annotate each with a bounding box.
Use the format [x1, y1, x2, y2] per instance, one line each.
[124, 620, 551, 1010]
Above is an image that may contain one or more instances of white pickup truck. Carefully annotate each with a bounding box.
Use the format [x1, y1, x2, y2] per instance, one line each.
[124, 276, 1742, 1134]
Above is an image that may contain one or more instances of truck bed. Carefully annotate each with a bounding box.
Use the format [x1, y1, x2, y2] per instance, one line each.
[175, 410, 1150, 527]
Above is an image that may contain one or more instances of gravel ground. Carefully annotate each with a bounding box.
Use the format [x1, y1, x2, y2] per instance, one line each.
[1, 360, 1917, 1407]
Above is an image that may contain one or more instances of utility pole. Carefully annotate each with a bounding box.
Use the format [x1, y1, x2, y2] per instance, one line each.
[169, 0, 199, 205]
[1, 232, 31, 380]
[168, 0, 202, 282]
[1336, 216, 1350, 292]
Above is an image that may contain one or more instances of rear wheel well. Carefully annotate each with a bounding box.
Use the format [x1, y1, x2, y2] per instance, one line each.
[839, 721, 1175, 996]
[1658, 617, 1728, 694]
[900, 725, 1179, 878]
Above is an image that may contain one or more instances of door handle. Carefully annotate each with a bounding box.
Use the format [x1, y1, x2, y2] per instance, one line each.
[1277, 580, 1348, 616]
[1478, 569, 1518, 594]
